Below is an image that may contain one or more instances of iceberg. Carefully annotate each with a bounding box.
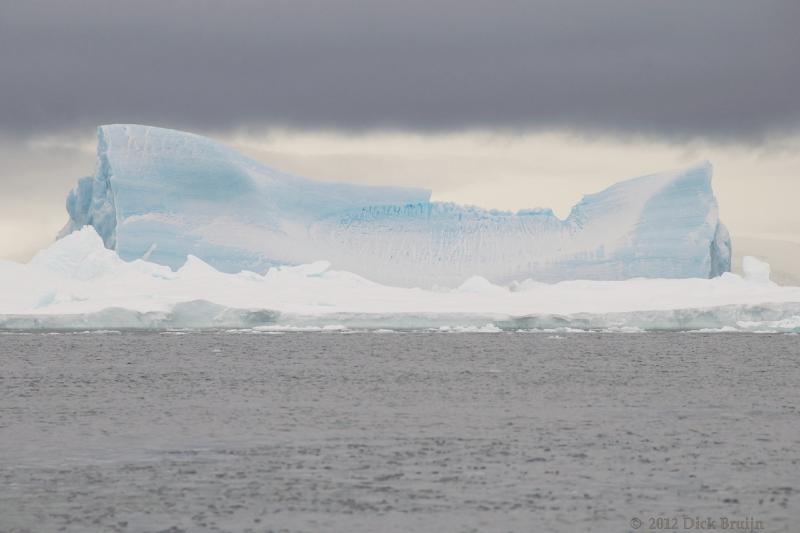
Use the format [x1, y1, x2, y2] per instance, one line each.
[59, 125, 731, 287]
[0, 227, 797, 332]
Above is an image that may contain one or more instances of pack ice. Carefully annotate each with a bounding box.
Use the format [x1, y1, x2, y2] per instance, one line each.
[60, 125, 731, 287]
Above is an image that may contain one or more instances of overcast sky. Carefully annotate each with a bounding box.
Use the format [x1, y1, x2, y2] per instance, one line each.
[1, 1, 799, 267]
[3, 0, 799, 137]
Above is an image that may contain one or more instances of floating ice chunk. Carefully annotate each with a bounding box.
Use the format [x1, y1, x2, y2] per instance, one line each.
[737, 316, 800, 331]
[253, 324, 349, 332]
[437, 324, 503, 333]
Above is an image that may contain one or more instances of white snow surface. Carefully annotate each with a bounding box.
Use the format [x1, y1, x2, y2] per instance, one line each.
[59, 124, 731, 287]
[1, 227, 798, 331]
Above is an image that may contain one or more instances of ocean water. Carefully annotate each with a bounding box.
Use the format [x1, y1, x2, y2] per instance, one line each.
[0, 331, 798, 532]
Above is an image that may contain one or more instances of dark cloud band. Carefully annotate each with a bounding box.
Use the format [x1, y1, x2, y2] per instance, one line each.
[1, 0, 798, 138]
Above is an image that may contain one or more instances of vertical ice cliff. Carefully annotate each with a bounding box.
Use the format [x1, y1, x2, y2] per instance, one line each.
[58, 127, 118, 248]
[59, 125, 731, 287]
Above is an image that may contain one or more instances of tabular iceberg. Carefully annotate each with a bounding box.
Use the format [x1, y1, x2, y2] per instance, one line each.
[60, 125, 731, 287]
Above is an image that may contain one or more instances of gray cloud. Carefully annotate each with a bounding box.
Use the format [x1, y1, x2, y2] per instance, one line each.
[0, 0, 798, 139]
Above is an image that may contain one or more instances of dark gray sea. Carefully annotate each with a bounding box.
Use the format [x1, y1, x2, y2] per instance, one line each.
[0, 331, 798, 533]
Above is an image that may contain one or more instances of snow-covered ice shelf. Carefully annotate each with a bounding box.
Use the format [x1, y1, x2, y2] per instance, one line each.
[1, 228, 797, 332]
